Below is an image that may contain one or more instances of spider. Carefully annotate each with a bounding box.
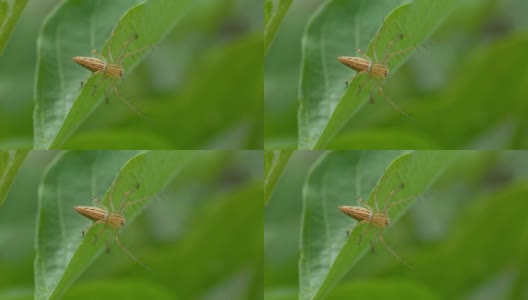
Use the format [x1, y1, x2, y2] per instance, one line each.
[338, 30, 420, 119]
[73, 25, 153, 119]
[339, 182, 417, 268]
[74, 182, 152, 267]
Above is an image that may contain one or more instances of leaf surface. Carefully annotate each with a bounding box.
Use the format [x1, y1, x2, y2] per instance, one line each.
[34, 150, 195, 300]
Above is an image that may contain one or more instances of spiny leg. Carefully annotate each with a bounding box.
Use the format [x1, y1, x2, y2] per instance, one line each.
[91, 74, 107, 97]
[118, 183, 141, 213]
[356, 48, 373, 62]
[378, 230, 413, 269]
[92, 48, 104, 60]
[114, 229, 148, 268]
[377, 80, 413, 120]
[106, 28, 140, 63]
[370, 30, 381, 62]
[383, 44, 420, 65]
[357, 197, 374, 212]
[381, 33, 404, 64]
[382, 183, 404, 213]
[93, 197, 109, 211]
[384, 192, 422, 213]
[106, 181, 139, 213]
[107, 179, 121, 212]
[356, 74, 372, 95]
[112, 79, 148, 120]
[357, 223, 374, 246]
[81, 220, 104, 239]
[93, 225, 109, 246]
[120, 193, 154, 213]
[108, 193, 116, 212]
[118, 44, 156, 64]
[372, 182, 381, 211]
[106, 27, 117, 62]
[346, 219, 368, 238]
[116, 33, 139, 64]
[345, 70, 368, 90]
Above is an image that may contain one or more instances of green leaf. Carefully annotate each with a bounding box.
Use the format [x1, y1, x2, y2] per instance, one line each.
[62, 129, 174, 149]
[400, 34, 528, 148]
[298, 0, 458, 149]
[0, 287, 33, 300]
[0, 0, 28, 55]
[264, 150, 293, 205]
[63, 279, 174, 300]
[150, 33, 263, 149]
[34, 0, 194, 149]
[327, 129, 438, 149]
[327, 279, 440, 300]
[264, 288, 298, 300]
[397, 182, 528, 299]
[300, 151, 457, 300]
[264, 0, 294, 55]
[34, 150, 195, 300]
[143, 180, 263, 299]
[0, 150, 28, 207]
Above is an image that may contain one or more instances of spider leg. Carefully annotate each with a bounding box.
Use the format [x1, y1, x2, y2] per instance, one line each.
[93, 225, 109, 246]
[118, 44, 155, 64]
[383, 44, 420, 65]
[117, 33, 140, 63]
[357, 223, 374, 246]
[345, 70, 368, 90]
[382, 183, 404, 213]
[356, 48, 373, 61]
[114, 229, 148, 269]
[345, 219, 369, 238]
[91, 74, 107, 97]
[356, 74, 372, 96]
[378, 230, 414, 269]
[112, 79, 148, 120]
[377, 80, 414, 120]
[118, 183, 140, 213]
[370, 30, 381, 62]
[380, 33, 404, 63]
[81, 219, 104, 239]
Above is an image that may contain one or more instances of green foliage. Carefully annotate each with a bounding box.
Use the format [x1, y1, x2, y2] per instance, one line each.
[299, 151, 456, 300]
[266, 0, 528, 149]
[0, 150, 28, 206]
[394, 35, 528, 149]
[144, 180, 263, 299]
[326, 279, 440, 299]
[34, 151, 192, 300]
[298, 0, 457, 149]
[1, 0, 261, 149]
[145, 34, 263, 149]
[264, 150, 293, 205]
[327, 129, 438, 149]
[0, 0, 27, 55]
[0, 150, 262, 300]
[33, 0, 193, 149]
[62, 279, 174, 300]
[266, 151, 528, 299]
[264, 0, 294, 55]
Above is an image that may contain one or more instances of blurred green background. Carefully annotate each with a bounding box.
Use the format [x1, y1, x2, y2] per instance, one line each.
[265, 0, 528, 149]
[265, 151, 528, 299]
[0, 0, 262, 149]
[0, 150, 263, 300]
